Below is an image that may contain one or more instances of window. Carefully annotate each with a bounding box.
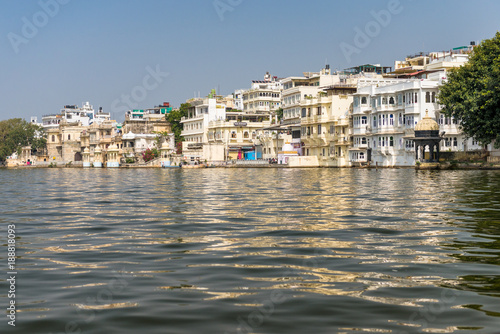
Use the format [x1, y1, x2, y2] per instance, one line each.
[244, 132, 249, 138]
[432, 92, 436, 103]
[68, 134, 71, 140]
[390, 136, 394, 147]
[361, 116, 367, 125]
[373, 116, 377, 127]
[361, 96, 367, 105]
[361, 137, 366, 144]
[301, 108, 306, 118]
[414, 93, 418, 103]
[322, 148, 325, 156]
[330, 125, 334, 134]
[382, 97, 387, 105]
[389, 97, 395, 105]
[354, 97, 359, 107]
[52, 135, 55, 142]
[231, 132, 236, 138]
[318, 125, 322, 134]
[426, 92, 431, 103]
[398, 94, 402, 105]
[389, 114, 394, 126]
[453, 137, 457, 146]
[317, 106, 322, 115]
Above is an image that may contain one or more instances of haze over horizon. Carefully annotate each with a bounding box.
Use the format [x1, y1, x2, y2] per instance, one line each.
[1, 0, 499, 122]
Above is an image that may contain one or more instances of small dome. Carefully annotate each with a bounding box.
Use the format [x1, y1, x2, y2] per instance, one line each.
[282, 142, 294, 152]
[415, 110, 439, 131]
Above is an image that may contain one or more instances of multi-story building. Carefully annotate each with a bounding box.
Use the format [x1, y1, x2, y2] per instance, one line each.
[180, 92, 227, 162]
[42, 102, 96, 131]
[300, 84, 356, 167]
[207, 111, 271, 161]
[349, 43, 480, 167]
[242, 72, 282, 120]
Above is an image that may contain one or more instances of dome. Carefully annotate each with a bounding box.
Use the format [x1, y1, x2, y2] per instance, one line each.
[415, 110, 439, 131]
[282, 142, 294, 152]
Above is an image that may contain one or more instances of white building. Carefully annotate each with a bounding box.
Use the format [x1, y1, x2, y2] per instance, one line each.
[180, 94, 227, 162]
[42, 102, 96, 130]
[242, 72, 282, 121]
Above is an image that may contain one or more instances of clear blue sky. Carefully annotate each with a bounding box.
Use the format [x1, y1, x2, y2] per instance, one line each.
[1, 0, 499, 122]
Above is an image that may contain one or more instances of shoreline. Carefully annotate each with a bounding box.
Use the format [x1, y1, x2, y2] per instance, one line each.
[3, 163, 500, 170]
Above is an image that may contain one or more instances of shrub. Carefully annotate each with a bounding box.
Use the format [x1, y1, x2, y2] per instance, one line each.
[142, 148, 159, 162]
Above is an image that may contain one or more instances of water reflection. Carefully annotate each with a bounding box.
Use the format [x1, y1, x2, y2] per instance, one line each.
[1, 168, 500, 333]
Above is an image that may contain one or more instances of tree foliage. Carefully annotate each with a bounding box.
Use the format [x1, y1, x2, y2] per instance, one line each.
[0, 118, 46, 162]
[275, 108, 283, 121]
[438, 32, 500, 148]
[166, 103, 189, 143]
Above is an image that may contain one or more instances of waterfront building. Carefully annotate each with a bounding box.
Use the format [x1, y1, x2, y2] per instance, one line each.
[46, 120, 88, 162]
[206, 111, 271, 161]
[180, 91, 227, 162]
[300, 84, 356, 167]
[350, 44, 482, 167]
[280, 65, 388, 166]
[278, 66, 340, 162]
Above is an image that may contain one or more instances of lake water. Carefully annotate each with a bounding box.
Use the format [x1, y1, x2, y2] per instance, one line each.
[1, 168, 500, 334]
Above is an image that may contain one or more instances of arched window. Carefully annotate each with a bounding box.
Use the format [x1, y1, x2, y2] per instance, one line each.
[244, 132, 249, 139]
[361, 96, 367, 105]
[453, 137, 458, 146]
[432, 92, 436, 103]
[361, 137, 366, 144]
[231, 132, 236, 138]
[389, 97, 395, 104]
[68, 134, 71, 140]
[426, 92, 431, 103]
[390, 136, 394, 147]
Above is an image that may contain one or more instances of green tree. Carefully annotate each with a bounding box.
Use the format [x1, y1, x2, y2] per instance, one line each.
[438, 32, 500, 148]
[0, 118, 46, 162]
[275, 107, 283, 121]
[166, 102, 189, 143]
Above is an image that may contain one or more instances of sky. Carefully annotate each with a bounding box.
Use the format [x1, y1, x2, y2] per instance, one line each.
[1, 0, 499, 122]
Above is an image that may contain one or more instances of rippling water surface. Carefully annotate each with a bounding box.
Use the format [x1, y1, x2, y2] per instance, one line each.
[1, 168, 500, 334]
